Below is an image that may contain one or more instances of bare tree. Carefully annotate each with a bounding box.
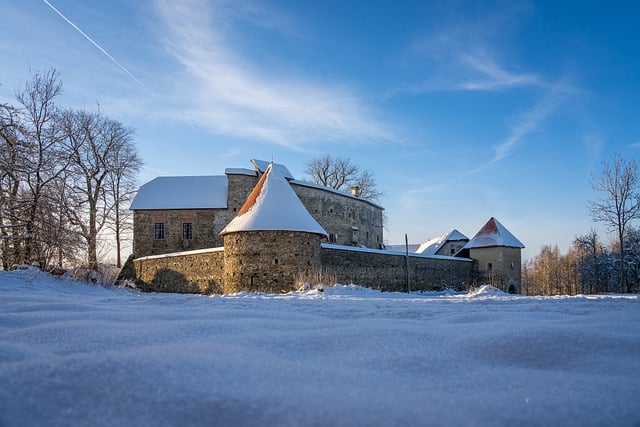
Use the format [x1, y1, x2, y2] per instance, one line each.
[352, 169, 383, 201]
[589, 155, 640, 293]
[0, 101, 24, 268]
[14, 69, 73, 265]
[104, 130, 142, 268]
[62, 108, 136, 270]
[1, 70, 141, 272]
[531, 244, 561, 295]
[305, 155, 382, 201]
[573, 230, 602, 294]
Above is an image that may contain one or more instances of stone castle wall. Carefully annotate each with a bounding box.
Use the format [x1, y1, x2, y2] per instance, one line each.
[134, 248, 225, 294]
[132, 242, 475, 294]
[223, 230, 323, 294]
[133, 173, 384, 258]
[321, 245, 474, 292]
[292, 183, 383, 248]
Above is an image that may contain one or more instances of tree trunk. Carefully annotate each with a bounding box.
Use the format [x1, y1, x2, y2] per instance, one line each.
[115, 207, 121, 268]
[88, 207, 98, 270]
[619, 229, 626, 293]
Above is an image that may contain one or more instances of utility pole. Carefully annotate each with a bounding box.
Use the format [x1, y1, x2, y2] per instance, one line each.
[405, 233, 410, 293]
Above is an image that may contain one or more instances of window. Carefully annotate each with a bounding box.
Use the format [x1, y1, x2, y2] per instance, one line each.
[487, 262, 493, 270]
[154, 223, 165, 240]
[183, 222, 193, 240]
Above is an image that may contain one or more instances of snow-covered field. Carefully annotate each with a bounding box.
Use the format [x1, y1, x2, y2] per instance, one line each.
[1, 268, 639, 427]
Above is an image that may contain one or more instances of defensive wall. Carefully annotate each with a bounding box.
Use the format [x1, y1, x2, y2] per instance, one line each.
[134, 248, 225, 294]
[320, 244, 474, 292]
[133, 243, 475, 294]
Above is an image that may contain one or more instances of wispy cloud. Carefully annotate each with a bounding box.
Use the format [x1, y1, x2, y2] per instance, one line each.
[390, 2, 545, 96]
[392, 41, 544, 96]
[459, 92, 564, 178]
[454, 51, 541, 91]
[152, 0, 392, 149]
[494, 94, 562, 161]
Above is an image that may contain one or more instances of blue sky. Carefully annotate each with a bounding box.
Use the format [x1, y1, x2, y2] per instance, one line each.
[1, 0, 639, 260]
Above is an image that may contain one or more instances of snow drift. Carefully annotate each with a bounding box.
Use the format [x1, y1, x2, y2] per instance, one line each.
[1, 268, 639, 426]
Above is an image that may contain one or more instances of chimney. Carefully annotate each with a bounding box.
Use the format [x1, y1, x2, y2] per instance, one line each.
[350, 186, 360, 197]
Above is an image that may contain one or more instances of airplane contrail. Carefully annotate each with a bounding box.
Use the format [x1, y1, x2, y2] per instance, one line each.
[42, 0, 146, 89]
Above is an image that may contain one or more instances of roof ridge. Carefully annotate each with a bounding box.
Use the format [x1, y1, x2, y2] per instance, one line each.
[237, 164, 270, 216]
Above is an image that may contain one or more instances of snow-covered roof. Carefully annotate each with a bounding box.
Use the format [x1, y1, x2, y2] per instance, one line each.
[251, 159, 294, 180]
[464, 218, 525, 249]
[225, 168, 257, 177]
[220, 164, 327, 236]
[386, 244, 421, 253]
[416, 229, 469, 255]
[130, 176, 228, 210]
[130, 159, 385, 212]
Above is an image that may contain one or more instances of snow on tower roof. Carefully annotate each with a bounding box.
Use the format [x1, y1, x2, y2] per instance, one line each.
[463, 217, 525, 249]
[220, 164, 327, 237]
[416, 229, 469, 255]
[130, 176, 228, 210]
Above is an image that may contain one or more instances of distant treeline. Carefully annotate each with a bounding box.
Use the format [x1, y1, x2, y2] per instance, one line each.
[524, 229, 640, 295]
[524, 155, 640, 294]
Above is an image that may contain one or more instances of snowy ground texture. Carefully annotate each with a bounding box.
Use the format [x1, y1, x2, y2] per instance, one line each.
[1, 268, 639, 427]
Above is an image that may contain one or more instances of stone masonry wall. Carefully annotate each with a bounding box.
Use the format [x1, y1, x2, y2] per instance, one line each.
[132, 173, 259, 258]
[469, 246, 522, 293]
[133, 248, 225, 294]
[131, 242, 476, 295]
[321, 245, 474, 292]
[223, 230, 323, 294]
[133, 209, 221, 257]
[292, 183, 383, 248]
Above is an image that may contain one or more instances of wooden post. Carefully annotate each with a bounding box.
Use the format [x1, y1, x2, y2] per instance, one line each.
[405, 233, 410, 293]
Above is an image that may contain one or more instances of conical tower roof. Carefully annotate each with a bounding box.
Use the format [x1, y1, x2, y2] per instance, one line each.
[220, 164, 327, 237]
[463, 217, 524, 249]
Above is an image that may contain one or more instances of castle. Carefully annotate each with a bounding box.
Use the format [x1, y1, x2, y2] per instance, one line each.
[129, 159, 524, 294]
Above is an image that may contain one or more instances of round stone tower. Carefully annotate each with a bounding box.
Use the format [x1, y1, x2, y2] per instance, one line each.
[220, 164, 327, 294]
